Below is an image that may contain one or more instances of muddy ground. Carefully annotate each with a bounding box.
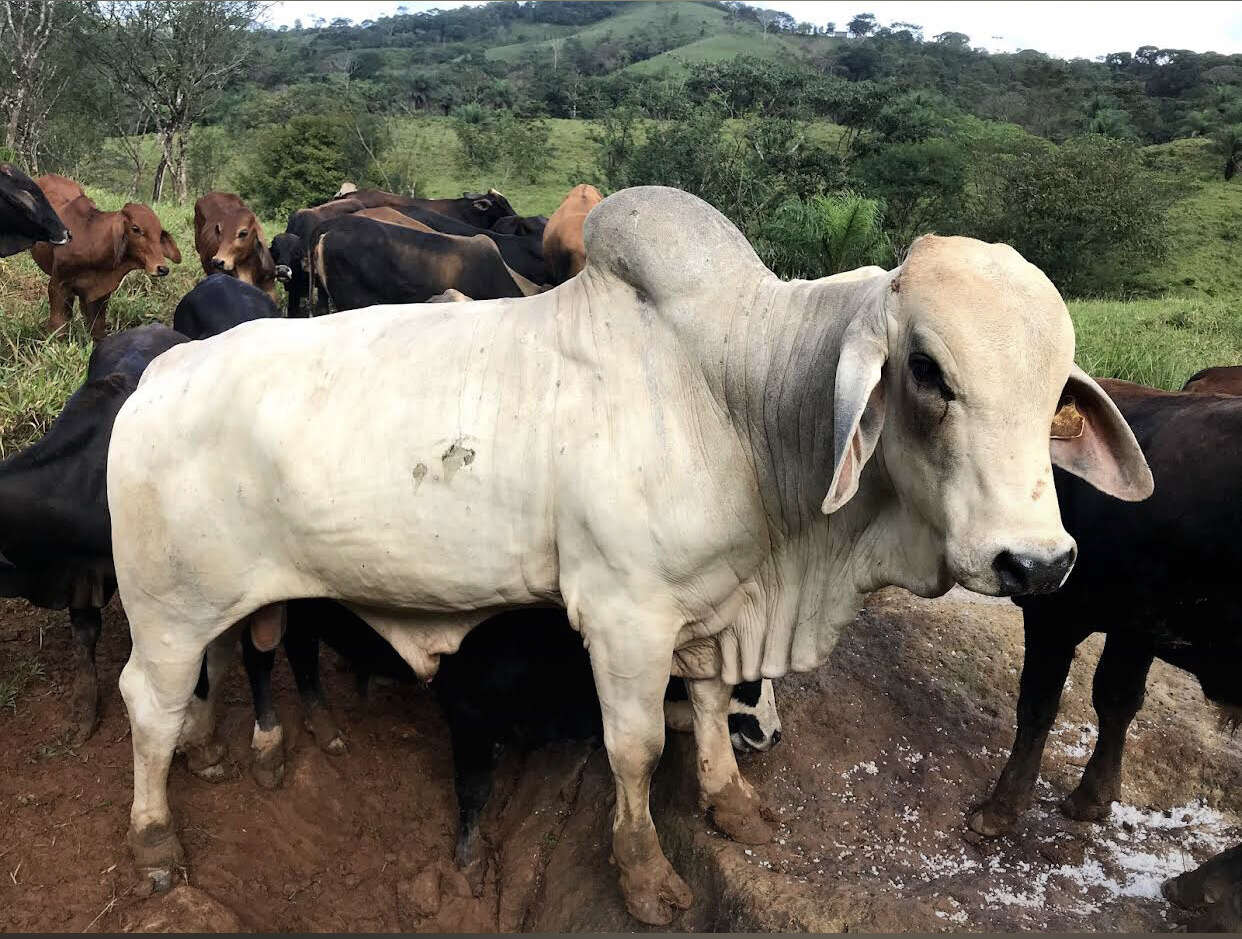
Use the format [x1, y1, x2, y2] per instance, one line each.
[1, 587, 1238, 932]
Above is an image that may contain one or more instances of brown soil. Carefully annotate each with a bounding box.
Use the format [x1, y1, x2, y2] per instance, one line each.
[1, 587, 1238, 932]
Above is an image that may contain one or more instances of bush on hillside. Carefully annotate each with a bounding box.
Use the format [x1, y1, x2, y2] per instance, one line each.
[963, 133, 1172, 297]
[238, 113, 385, 220]
[453, 109, 553, 185]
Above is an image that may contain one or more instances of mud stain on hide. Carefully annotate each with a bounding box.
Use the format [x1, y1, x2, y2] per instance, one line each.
[412, 462, 428, 492]
[441, 442, 476, 482]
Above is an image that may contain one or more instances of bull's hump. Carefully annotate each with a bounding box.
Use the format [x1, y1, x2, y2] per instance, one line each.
[582, 187, 767, 306]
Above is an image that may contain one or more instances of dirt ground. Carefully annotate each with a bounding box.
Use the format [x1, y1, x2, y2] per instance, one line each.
[1, 586, 1238, 932]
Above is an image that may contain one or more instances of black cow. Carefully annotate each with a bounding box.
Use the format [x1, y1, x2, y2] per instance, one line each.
[226, 599, 780, 869]
[0, 324, 188, 741]
[340, 187, 517, 229]
[968, 378, 1242, 931]
[173, 273, 280, 340]
[490, 214, 548, 238]
[0, 162, 69, 256]
[311, 215, 539, 312]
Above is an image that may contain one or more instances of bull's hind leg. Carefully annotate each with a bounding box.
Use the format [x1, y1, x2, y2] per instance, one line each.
[68, 606, 103, 744]
[582, 607, 692, 926]
[120, 637, 213, 889]
[282, 617, 346, 754]
[686, 676, 772, 844]
[1062, 632, 1154, 822]
[969, 609, 1091, 836]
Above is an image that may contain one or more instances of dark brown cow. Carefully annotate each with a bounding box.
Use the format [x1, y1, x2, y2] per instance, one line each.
[334, 187, 517, 229]
[1182, 364, 1242, 395]
[31, 175, 181, 340]
[193, 192, 276, 301]
[543, 184, 603, 285]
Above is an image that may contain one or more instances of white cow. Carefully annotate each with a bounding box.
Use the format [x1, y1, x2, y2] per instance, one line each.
[107, 186, 1152, 925]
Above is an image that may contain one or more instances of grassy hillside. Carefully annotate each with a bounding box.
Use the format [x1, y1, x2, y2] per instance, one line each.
[624, 31, 804, 75]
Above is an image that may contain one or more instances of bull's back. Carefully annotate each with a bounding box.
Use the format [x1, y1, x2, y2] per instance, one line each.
[109, 300, 563, 612]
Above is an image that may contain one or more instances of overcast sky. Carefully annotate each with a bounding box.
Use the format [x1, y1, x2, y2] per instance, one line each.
[265, 1, 1242, 60]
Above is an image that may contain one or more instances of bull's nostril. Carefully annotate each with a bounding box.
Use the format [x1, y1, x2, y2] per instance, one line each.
[771, 730, 782, 745]
[993, 549, 1029, 594]
[157, 266, 169, 276]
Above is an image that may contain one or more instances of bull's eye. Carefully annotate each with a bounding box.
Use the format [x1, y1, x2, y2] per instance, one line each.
[131, 226, 142, 234]
[908, 351, 955, 401]
[238, 229, 248, 239]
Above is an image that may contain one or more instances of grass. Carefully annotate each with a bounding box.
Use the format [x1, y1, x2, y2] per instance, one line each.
[1069, 295, 1242, 390]
[0, 656, 45, 712]
[624, 30, 804, 75]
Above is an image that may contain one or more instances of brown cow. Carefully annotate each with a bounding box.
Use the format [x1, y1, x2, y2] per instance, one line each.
[31, 175, 181, 340]
[1182, 364, 1242, 395]
[193, 192, 276, 301]
[543, 184, 603, 285]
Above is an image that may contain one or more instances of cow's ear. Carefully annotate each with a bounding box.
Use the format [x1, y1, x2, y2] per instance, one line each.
[160, 231, 181, 263]
[822, 310, 889, 514]
[257, 239, 275, 280]
[471, 198, 493, 212]
[112, 218, 128, 268]
[1051, 364, 1153, 501]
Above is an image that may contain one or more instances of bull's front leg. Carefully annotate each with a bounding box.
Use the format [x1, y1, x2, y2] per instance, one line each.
[686, 676, 772, 844]
[68, 606, 102, 744]
[584, 612, 693, 926]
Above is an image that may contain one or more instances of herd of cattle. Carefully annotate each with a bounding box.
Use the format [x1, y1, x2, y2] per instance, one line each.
[0, 160, 1239, 929]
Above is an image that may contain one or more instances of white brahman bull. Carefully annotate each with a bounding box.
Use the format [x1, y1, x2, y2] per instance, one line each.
[107, 186, 1152, 925]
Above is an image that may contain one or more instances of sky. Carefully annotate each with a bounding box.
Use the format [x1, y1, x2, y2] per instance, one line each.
[265, 1, 1242, 60]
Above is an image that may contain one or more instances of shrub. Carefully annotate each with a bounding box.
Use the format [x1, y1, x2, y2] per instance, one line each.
[238, 113, 383, 220]
[754, 192, 893, 279]
[453, 109, 553, 185]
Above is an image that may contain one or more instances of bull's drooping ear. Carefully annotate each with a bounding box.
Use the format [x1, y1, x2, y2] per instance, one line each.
[160, 231, 181, 263]
[257, 239, 276, 280]
[471, 197, 493, 212]
[1051, 364, 1153, 501]
[822, 312, 889, 515]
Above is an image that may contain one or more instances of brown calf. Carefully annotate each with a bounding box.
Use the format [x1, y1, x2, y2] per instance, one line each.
[193, 192, 276, 301]
[1182, 364, 1242, 395]
[543, 184, 603, 285]
[31, 175, 181, 341]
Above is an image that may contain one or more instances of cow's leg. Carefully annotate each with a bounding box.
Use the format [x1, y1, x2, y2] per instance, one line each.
[685, 675, 772, 844]
[969, 611, 1090, 836]
[45, 280, 72, 335]
[176, 632, 232, 782]
[84, 297, 109, 341]
[68, 606, 102, 744]
[1062, 633, 1154, 821]
[240, 627, 285, 789]
[449, 721, 498, 868]
[282, 625, 346, 754]
[120, 638, 212, 889]
[585, 614, 692, 926]
[1164, 842, 1242, 931]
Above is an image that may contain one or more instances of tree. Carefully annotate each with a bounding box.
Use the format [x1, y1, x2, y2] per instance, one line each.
[847, 13, 876, 38]
[1209, 124, 1242, 180]
[755, 192, 892, 279]
[86, 1, 264, 203]
[0, 0, 85, 171]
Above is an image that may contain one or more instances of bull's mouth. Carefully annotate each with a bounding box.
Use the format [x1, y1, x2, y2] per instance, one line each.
[50, 231, 70, 245]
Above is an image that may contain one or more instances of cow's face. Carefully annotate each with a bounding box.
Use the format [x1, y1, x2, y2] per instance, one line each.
[269, 233, 301, 282]
[463, 188, 515, 227]
[0, 163, 70, 245]
[210, 211, 262, 273]
[120, 203, 180, 276]
[727, 679, 782, 752]
[822, 235, 1152, 598]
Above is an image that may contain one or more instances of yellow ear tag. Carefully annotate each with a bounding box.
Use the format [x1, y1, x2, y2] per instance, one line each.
[1051, 397, 1084, 439]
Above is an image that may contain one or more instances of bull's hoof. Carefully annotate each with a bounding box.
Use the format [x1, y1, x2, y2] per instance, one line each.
[967, 801, 1019, 838]
[251, 747, 285, 790]
[1061, 788, 1112, 823]
[617, 855, 693, 926]
[128, 823, 184, 891]
[305, 708, 347, 755]
[68, 693, 99, 747]
[184, 739, 227, 782]
[706, 780, 773, 845]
